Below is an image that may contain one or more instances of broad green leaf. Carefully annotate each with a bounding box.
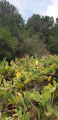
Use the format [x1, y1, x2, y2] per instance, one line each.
[48, 76, 52, 81]
[3, 79, 7, 87]
[44, 111, 53, 117]
[54, 106, 58, 117]
[46, 104, 53, 112]
[53, 80, 56, 86]
[43, 67, 50, 74]
[25, 112, 30, 120]
[40, 97, 47, 106]
[8, 97, 15, 104]
[25, 91, 31, 97]
[33, 91, 40, 102]
[24, 79, 31, 85]
[17, 108, 22, 120]
[4, 91, 11, 100]
[11, 94, 17, 104]
[43, 90, 51, 100]
[21, 115, 25, 120]
[1, 112, 7, 120]
[24, 96, 31, 106]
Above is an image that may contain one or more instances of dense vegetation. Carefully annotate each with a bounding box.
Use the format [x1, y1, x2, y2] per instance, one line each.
[0, 0, 24, 60]
[0, 0, 58, 60]
[0, 1, 58, 120]
[0, 55, 58, 120]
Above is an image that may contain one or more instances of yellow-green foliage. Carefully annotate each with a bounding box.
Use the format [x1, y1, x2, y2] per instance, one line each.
[0, 55, 58, 120]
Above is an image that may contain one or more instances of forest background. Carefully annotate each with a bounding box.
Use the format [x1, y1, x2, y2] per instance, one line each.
[0, 0, 58, 61]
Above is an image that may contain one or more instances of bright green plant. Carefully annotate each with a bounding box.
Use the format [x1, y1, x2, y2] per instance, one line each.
[0, 55, 58, 120]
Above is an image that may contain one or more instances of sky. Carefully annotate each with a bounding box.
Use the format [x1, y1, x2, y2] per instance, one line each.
[7, 0, 58, 22]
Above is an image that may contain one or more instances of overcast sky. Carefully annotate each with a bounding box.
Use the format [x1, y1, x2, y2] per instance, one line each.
[7, 0, 58, 22]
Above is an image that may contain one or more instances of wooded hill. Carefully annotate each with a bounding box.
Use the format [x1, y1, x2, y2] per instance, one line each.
[0, 0, 58, 60]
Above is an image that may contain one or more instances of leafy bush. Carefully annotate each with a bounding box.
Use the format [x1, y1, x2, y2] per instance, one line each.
[21, 34, 49, 58]
[0, 55, 58, 120]
[0, 27, 20, 60]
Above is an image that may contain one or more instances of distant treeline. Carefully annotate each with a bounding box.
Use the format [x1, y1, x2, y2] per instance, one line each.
[0, 0, 58, 60]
